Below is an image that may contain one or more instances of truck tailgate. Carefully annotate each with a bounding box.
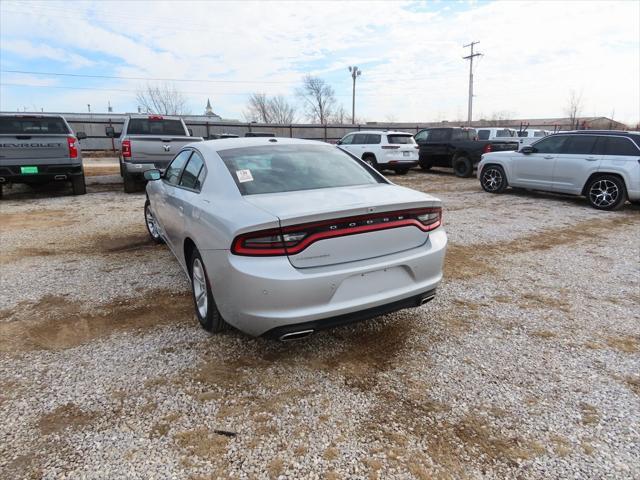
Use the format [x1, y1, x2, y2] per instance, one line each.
[128, 136, 196, 162]
[0, 134, 70, 162]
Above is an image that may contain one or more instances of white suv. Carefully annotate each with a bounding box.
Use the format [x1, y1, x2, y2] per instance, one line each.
[478, 131, 640, 210]
[337, 130, 419, 175]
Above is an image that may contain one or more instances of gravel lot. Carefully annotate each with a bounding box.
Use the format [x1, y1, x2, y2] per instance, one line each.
[1, 160, 639, 479]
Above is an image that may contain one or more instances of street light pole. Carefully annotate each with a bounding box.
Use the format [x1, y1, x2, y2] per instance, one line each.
[348, 66, 361, 124]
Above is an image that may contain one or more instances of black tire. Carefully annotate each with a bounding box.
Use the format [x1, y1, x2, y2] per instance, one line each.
[480, 165, 508, 194]
[453, 156, 473, 178]
[189, 248, 225, 332]
[395, 168, 409, 175]
[144, 199, 164, 244]
[585, 174, 626, 210]
[123, 172, 138, 193]
[363, 155, 378, 170]
[419, 159, 432, 170]
[71, 174, 87, 195]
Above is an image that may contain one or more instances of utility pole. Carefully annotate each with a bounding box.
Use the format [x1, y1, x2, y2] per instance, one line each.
[348, 66, 362, 124]
[463, 41, 482, 127]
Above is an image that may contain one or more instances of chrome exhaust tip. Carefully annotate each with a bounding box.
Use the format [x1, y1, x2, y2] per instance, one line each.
[54, 175, 67, 180]
[279, 329, 314, 341]
[419, 294, 436, 305]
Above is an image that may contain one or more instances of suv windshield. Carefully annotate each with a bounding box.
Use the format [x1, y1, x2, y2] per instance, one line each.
[387, 135, 415, 144]
[0, 116, 69, 134]
[127, 118, 186, 135]
[219, 144, 382, 195]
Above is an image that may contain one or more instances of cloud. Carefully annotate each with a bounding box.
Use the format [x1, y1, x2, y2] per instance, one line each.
[0, 0, 638, 124]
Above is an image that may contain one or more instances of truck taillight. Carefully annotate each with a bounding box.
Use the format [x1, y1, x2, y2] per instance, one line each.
[67, 136, 78, 158]
[122, 140, 131, 158]
[148, 115, 163, 120]
[483, 144, 492, 154]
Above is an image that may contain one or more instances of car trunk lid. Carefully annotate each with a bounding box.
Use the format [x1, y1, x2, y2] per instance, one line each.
[127, 136, 195, 162]
[243, 184, 441, 268]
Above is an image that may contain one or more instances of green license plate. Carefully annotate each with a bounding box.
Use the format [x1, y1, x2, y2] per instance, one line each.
[21, 166, 39, 174]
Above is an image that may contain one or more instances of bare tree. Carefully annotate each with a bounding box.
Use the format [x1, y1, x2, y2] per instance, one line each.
[268, 95, 297, 124]
[243, 93, 272, 123]
[136, 83, 190, 115]
[331, 105, 349, 124]
[487, 110, 513, 127]
[297, 75, 336, 124]
[565, 90, 583, 129]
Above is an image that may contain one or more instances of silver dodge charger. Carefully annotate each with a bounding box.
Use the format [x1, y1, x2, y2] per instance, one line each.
[143, 138, 447, 339]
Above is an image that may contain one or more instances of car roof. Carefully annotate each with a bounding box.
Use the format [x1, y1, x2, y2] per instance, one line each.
[196, 136, 331, 154]
[127, 114, 183, 120]
[0, 113, 65, 119]
[554, 130, 638, 137]
[345, 130, 414, 135]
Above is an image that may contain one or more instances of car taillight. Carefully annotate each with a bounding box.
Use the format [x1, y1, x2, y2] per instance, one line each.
[67, 136, 78, 158]
[148, 115, 163, 120]
[122, 139, 131, 158]
[231, 207, 442, 256]
[483, 144, 492, 154]
[381, 145, 400, 149]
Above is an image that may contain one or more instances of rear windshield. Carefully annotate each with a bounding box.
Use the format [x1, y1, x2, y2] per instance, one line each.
[387, 135, 415, 144]
[127, 118, 186, 136]
[218, 144, 382, 195]
[0, 117, 70, 134]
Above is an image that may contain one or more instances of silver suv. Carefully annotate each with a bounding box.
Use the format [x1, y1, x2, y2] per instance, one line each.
[0, 114, 87, 197]
[337, 130, 419, 175]
[478, 131, 640, 210]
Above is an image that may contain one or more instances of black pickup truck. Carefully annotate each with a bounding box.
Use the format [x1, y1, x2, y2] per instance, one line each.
[414, 127, 518, 177]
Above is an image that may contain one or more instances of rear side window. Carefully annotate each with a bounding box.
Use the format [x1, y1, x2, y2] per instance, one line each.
[496, 129, 512, 137]
[534, 131, 546, 137]
[0, 117, 69, 134]
[533, 135, 568, 154]
[127, 118, 186, 136]
[562, 136, 597, 155]
[477, 130, 490, 140]
[427, 129, 450, 142]
[387, 135, 415, 144]
[593, 137, 640, 156]
[414, 130, 429, 142]
[179, 151, 205, 190]
[365, 134, 381, 144]
[218, 144, 382, 195]
[340, 134, 354, 145]
[165, 150, 192, 185]
[451, 130, 473, 141]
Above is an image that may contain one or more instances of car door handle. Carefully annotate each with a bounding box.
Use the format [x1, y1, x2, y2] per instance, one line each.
[585, 157, 598, 161]
[543, 155, 554, 159]
[178, 205, 184, 216]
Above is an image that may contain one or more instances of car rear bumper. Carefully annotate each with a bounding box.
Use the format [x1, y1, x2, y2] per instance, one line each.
[0, 164, 83, 183]
[383, 160, 418, 168]
[201, 227, 447, 337]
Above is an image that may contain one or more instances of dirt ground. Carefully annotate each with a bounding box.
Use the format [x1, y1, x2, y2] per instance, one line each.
[0, 165, 638, 479]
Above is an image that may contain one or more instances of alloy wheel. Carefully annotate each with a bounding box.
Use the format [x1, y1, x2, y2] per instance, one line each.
[145, 204, 160, 239]
[589, 179, 619, 208]
[192, 258, 208, 319]
[482, 168, 503, 191]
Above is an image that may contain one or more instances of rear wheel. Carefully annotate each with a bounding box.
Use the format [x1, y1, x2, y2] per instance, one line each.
[189, 248, 225, 332]
[123, 172, 138, 193]
[144, 199, 164, 244]
[480, 165, 508, 193]
[586, 175, 626, 210]
[453, 156, 473, 177]
[395, 168, 409, 175]
[363, 155, 378, 170]
[71, 174, 87, 195]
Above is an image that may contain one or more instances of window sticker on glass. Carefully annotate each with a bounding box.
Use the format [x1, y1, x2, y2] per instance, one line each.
[236, 169, 254, 183]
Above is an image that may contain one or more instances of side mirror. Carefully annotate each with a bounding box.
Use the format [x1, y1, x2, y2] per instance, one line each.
[143, 169, 162, 181]
[76, 131, 87, 140]
[336, 140, 342, 145]
[105, 126, 115, 137]
[520, 146, 535, 154]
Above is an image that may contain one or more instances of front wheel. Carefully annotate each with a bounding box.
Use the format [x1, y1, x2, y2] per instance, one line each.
[144, 199, 164, 244]
[363, 155, 378, 170]
[480, 165, 508, 193]
[190, 248, 225, 332]
[586, 175, 626, 210]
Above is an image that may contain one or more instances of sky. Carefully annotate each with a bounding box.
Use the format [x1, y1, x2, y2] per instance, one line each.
[1, 0, 638, 125]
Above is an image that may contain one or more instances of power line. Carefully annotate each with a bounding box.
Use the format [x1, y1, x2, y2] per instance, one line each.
[463, 41, 482, 126]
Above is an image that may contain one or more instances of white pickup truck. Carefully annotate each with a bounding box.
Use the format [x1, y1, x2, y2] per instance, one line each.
[107, 115, 203, 193]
